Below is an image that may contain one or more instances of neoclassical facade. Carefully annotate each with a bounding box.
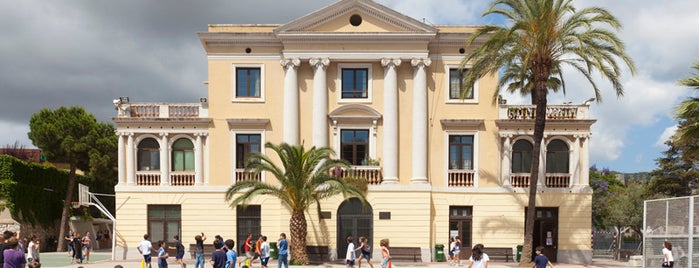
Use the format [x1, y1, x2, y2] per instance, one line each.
[113, 0, 594, 264]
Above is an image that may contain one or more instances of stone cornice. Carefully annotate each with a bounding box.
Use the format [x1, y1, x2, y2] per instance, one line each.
[495, 119, 596, 129]
[113, 117, 212, 126]
[226, 118, 270, 129]
[275, 32, 436, 44]
[440, 119, 484, 129]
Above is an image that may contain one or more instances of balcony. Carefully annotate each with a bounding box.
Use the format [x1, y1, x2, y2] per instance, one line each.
[115, 102, 208, 119]
[136, 171, 195, 186]
[235, 169, 261, 183]
[337, 166, 383, 185]
[499, 104, 590, 120]
[510, 173, 571, 188]
[448, 170, 475, 187]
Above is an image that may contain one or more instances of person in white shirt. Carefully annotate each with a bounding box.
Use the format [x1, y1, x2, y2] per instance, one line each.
[138, 234, 154, 268]
[662, 241, 674, 267]
[346, 235, 356, 268]
[467, 244, 489, 268]
[260, 236, 270, 268]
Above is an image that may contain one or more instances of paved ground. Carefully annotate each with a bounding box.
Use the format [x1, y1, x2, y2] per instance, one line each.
[36, 252, 636, 268]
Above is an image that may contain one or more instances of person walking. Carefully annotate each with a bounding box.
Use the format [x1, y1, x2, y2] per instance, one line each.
[138, 234, 154, 268]
[662, 241, 674, 267]
[453, 237, 462, 266]
[157, 240, 170, 268]
[467, 244, 489, 268]
[211, 239, 227, 268]
[354, 237, 374, 268]
[169, 235, 186, 268]
[194, 233, 207, 268]
[277, 233, 288, 268]
[533, 246, 553, 268]
[82, 231, 92, 263]
[225, 240, 237, 268]
[345, 235, 356, 268]
[72, 232, 83, 264]
[379, 239, 390, 268]
[448, 237, 456, 266]
[259, 236, 270, 268]
[238, 233, 253, 268]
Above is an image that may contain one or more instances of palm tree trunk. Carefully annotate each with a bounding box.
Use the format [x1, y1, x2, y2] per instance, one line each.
[520, 83, 548, 266]
[57, 164, 77, 252]
[290, 209, 308, 264]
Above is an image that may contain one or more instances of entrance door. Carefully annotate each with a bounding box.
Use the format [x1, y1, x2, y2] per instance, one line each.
[237, 205, 261, 253]
[337, 198, 373, 259]
[448, 206, 473, 260]
[532, 207, 558, 262]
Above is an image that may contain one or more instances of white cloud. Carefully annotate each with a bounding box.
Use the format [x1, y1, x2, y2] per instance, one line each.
[655, 125, 678, 147]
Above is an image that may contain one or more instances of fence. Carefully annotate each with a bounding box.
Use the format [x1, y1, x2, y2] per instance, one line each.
[644, 195, 699, 268]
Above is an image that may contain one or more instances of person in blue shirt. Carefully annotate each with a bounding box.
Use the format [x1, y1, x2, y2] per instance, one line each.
[157, 240, 169, 268]
[533, 246, 554, 268]
[225, 239, 238, 268]
[211, 239, 227, 268]
[277, 233, 288, 268]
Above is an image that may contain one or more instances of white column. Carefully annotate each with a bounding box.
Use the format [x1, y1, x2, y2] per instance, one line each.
[310, 57, 330, 148]
[502, 135, 512, 186]
[117, 132, 126, 185]
[195, 133, 205, 186]
[381, 58, 401, 184]
[410, 58, 431, 184]
[281, 58, 301, 145]
[572, 135, 581, 186]
[581, 135, 590, 185]
[160, 133, 170, 186]
[539, 135, 547, 187]
[126, 133, 135, 186]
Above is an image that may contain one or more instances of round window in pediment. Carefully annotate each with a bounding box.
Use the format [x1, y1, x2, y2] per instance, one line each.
[349, 14, 363, 27]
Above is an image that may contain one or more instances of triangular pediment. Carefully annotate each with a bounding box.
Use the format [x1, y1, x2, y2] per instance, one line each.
[275, 0, 437, 34]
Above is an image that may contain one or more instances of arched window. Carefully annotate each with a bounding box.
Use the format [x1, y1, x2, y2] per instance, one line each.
[171, 138, 194, 171]
[138, 138, 160, 171]
[512, 139, 533, 173]
[546, 139, 569, 173]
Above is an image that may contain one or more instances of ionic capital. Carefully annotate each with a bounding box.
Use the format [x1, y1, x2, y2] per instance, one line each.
[411, 58, 432, 68]
[309, 57, 330, 71]
[280, 58, 301, 70]
[381, 58, 402, 68]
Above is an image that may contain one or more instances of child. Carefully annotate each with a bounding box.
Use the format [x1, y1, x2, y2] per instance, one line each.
[211, 240, 227, 268]
[225, 239, 237, 268]
[194, 233, 207, 268]
[277, 233, 288, 268]
[467, 244, 489, 268]
[533, 246, 554, 268]
[260, 236, 270, 268]
[354, 237, 374, 268]
[168, 235, 186, 268]
[380, 239, 391, 268]
[346, 235, 356, 268]
[448, 237, 455, 265]
[158, 240, 169, 268]
[453, 237, 462, 266]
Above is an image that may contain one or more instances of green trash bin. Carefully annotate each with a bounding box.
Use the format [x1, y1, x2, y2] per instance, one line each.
[516, 245, 523, 262]
[435, 244, 446, 262]
[269, 241, 278, 259]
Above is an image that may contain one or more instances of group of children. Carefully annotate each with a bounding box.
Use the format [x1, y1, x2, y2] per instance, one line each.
[344, 236, 391, 268]
[446, 237, 554, 268]
[65, 230, 92, 264]
[0, 230, 41, 268]
[139, 232, 290, 268]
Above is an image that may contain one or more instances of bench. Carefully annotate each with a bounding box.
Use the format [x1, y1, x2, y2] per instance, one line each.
[390, 247, 421, 262]
[306, 245, 330, 264]
[484, 247, 513, 262]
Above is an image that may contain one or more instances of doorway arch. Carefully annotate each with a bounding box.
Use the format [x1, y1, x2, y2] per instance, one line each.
[337, 198, 373, 258]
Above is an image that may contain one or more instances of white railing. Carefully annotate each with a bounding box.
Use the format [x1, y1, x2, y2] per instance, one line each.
[235, 169, 261, 183]
[170, 171, 195, 186]
[337, 166, 383, 185]
[499, 104, 590, 120]
[448, 170, 475, 187]
[510, 173, 570, 188]
[116, 103, 208, 118]
[136, 171, 160, 186]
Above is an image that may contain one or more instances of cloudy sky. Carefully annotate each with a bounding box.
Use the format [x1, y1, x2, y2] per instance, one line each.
[0, 0, 697, 173]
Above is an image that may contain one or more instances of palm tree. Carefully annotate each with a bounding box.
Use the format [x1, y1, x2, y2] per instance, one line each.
[498, 62, 564, 104]
[675, 60, 699, 160]
[460, 0, 635, 264]
[225, 142, 367, 264]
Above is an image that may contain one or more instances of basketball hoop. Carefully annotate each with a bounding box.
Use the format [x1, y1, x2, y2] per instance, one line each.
[71, 201, 82, 209]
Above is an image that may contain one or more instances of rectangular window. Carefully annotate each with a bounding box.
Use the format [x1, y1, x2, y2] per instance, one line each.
[236, 134, 261, 169]
[448, 135, 474, 170]
[138, 150, 160, 171]
[236, 68, 261, 98]
[340, 129, 369, 165]
[341, 68, 368, 99]
[147, 205, 181, 244]
[449, 68, 474, 100]
[172, 151, 194, 171]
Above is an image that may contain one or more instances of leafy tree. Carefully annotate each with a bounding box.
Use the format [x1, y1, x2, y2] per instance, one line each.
[605, 183, 645, 259]
[27, 106, 116, 251]
[225, 142, 367, 264]
[647, 139, 699, 198]
[674, 60, 699, 161]
[460, 0, 635, 264]
[590, 167, 623, 229]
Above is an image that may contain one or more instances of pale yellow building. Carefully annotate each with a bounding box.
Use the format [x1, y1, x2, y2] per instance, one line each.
[113, 0, 594, 264]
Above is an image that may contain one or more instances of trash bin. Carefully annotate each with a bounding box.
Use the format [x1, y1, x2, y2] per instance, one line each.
[516, 245, 523, 262]
[269, 241, 278, 259]
[435, 244, 445, 262]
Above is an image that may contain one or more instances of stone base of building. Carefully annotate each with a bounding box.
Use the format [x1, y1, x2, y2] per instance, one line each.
[557, 249, 592, 265]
